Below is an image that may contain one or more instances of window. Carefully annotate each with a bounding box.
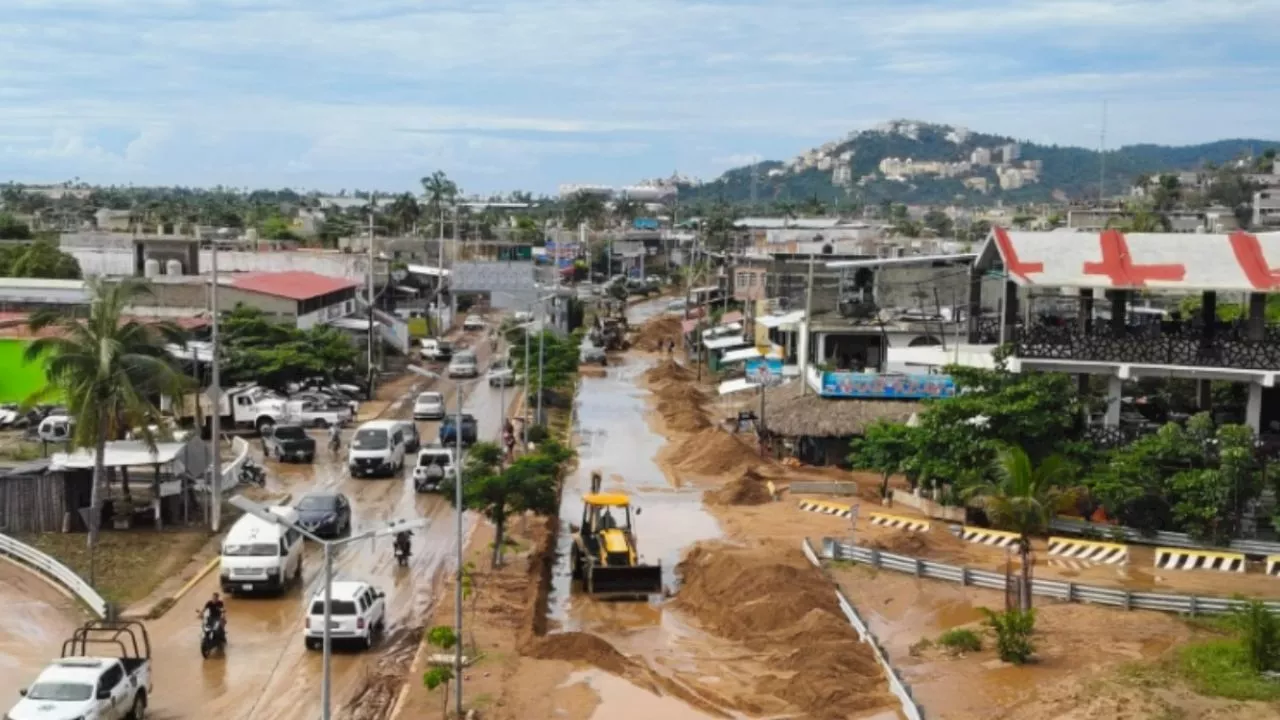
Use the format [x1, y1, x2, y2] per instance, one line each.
[26, 683, 93, 701]
[223, 543, 279, 557]
[353, 429, 389, 450]
[285, 529, 301, 547]
[97, 664, 123, 693]
[310, 600, 358, 616]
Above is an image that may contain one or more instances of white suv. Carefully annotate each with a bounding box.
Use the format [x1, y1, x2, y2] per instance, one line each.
[304, 581, 386, 650]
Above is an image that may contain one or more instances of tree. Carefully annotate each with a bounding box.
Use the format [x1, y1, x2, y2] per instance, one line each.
[259, 215, 297, 241]
[964, 446, 1071, 610]
[613, 198, 639, 227]
[422, 626, 458, 716]
[0, 239, 82, 278]
[922, 209, 953, 237]
[848, 420, 918, 499]
[386, 193, 422, 236]
[0, 212, 32, 240]
[25, 278, 187, 585]
[441, 440, 570, 566]
[421, 171, 459, 236]
[563, 191, 606, 230]
[700, 201, 737, 252]
[220, 305, 362, 391]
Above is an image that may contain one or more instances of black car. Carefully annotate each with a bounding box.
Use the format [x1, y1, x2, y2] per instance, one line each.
[262, 424, 316, 463]
[294, 492, 352, 538]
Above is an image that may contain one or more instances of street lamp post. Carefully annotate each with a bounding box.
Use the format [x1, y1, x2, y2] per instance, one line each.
[228, 496, 425, 720]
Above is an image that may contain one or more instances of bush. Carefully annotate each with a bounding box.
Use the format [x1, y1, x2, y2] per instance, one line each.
[937, 628, 983, 654]
[1176, 639, 1280, 701]
[526, 424, 550, 444]
[982, 607, 1035, 664]
[1235, 600, 1280, 673]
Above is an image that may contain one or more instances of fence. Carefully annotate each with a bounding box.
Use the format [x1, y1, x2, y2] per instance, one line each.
[0, 533, 109, 617]
[1048, 516, 1280, 558]
[823, 538, 1280, 615]
[801, 538, 925, 720]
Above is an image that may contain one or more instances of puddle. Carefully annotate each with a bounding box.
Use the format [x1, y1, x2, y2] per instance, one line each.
[564, 670, 726, 720]
[548, 355, 722, 632]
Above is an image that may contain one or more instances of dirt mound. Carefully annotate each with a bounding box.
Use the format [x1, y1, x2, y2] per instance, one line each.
[704, 468, 773, 506]
[670, 428, 764, 477]
[523, 631, 640, 679]
[866, 525, 968, 557]
[644, 357, 694, 383]
[635, 316, 683, 352]
[674, 542, 894, 719]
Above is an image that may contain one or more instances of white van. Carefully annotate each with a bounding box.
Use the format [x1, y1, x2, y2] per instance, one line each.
[219, 506, 304, 595]
[37, 415, 73, 443]
[348, 420, 407, 478]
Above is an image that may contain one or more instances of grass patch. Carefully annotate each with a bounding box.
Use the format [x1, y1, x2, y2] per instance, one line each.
[16, 530, 211, 607]
[0, 441, 48, 462]
[937, 628, 983, 654]
[1175, 639, 1280, 702]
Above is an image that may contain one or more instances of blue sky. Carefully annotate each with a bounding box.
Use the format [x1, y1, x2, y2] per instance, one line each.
[1, 0, 1277, 195]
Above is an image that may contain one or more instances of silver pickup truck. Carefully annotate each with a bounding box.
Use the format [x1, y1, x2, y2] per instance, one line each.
[8, 620, 152, 720]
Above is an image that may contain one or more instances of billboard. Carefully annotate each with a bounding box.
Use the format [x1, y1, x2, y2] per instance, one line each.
[544, 241, 579, 269]
[745, 357, 784, 385]
[819, 372, 955, 400]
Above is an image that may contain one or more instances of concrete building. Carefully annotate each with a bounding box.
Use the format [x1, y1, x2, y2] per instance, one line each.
[1253, 190, 1280, 228]
[970, 148, 992, 166]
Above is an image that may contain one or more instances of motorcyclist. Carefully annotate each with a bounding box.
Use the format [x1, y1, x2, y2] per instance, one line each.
[200, 592, 226, 639]
[394, 529, 413, 557]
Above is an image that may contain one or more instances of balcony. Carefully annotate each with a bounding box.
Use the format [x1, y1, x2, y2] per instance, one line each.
[1014, 322, 1280, 371]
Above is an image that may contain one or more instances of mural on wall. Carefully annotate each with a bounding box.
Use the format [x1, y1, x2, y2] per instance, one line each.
[819, 372, 955, 399]
[745, 357, 784, 385]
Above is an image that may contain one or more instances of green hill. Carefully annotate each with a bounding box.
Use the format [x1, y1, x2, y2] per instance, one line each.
[681, 120, 1278, 206]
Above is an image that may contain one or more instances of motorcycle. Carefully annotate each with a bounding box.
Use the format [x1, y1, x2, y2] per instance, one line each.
[200, 611, 227, 658]
[239, 460, 265, 488]
[393, 537, 411, 567]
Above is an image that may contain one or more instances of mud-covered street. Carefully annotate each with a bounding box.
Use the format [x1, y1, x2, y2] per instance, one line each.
[5, 327, 513, 720]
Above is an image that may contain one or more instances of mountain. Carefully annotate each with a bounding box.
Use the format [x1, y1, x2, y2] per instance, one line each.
[681, 120, 1279, 206]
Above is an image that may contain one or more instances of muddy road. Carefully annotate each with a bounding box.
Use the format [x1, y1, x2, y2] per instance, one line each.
[144, 341, 508, 719]
[0, 561, 87, 704]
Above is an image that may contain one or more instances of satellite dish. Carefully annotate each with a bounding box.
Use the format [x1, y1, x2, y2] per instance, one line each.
[391, 268, 408, 282]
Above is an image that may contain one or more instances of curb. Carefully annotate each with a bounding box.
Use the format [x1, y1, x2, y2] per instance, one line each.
[171, 556, 221, 605]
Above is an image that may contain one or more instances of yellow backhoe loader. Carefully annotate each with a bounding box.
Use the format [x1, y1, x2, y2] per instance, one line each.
[570, 472, 662, 598]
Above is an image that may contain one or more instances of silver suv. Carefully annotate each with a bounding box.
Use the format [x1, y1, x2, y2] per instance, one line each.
[447, 351, 479, 378]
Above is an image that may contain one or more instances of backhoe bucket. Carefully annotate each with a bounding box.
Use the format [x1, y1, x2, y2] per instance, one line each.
[585, 563, 663, 598]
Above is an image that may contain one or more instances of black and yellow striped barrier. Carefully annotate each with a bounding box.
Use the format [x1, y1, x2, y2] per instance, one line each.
[797, 499, 854, 518]
[868, 512, 929, 533]
[1046, 536, 1128, 565]
[1154, 547, 1245, 573]
[958, 526, 1020, 548]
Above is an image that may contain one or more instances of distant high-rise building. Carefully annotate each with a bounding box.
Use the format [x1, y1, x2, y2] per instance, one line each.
[970, 148, 992, 166]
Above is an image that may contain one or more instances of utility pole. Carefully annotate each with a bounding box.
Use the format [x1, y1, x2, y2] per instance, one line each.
[1098, 100, 1108, 206]
[367, 205, 376, 396]
[436, 207, 445, 336]
[453, 382, 465, 718]
[801, 251, 815, 396]
[210, 235, 222, 532]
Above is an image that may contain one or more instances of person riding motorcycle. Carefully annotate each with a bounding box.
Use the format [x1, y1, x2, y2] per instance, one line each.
[394, 529, 413, 558]
[199, 592, 227, 639]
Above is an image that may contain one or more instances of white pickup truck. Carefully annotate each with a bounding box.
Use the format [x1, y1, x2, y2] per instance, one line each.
[209, 385, 351, 433]
[8, 620, 152, 720]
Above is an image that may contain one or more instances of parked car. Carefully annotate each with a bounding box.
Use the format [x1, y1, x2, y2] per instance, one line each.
[420, 338, 454, 362]
[580, 345, 607, 366]
[395, 420, 421, 453]
[36, 414, 73, 443]
[463, 315, 486, 330]
[439, 413, 478, 446]
[447, 351, 479, 379]
[294, 491, 351, 538]
[303, 581, 385, 650]
[292, 391, 359, 415]
[262, 424, 316, 463]
[513, 311, 533, 323]
[413, 391, 446, 420]
[487, 361, 516, 387]
[0, 404, 19, 428]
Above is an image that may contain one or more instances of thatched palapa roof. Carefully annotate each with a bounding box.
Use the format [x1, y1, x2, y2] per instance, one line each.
[743, 380, 921, 438]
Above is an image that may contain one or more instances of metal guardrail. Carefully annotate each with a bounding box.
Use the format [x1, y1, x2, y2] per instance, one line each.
[223, 436, 250, 487]
[823, 538, 1280, 615]
[788, 481, 861, 496]
[802, 539, 925, 720]
[0, 533, 109, 618]
[1048, 516, 1280, 558]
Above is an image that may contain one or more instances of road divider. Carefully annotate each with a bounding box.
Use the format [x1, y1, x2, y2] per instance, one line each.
[1155, 547, 1246, 573]
[1047, 536, 1128, 564]
[798, 499, 854, 518]
[868, 512, 929, 533]
[957, 526, 1020, 548]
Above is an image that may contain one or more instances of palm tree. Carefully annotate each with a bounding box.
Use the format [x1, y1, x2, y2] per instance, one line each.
[963, 446, 1070, 610]
[613, 198, 639, 227]
[25, 278, 188, 586]
[420, 171, 459, 237]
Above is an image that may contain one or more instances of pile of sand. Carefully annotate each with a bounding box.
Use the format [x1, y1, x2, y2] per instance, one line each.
[524, 631, 639, 679]
[674, 542, 894, 719]
[644, 358, 695, 384]
[634, 316, 683, 352]
[670, 428, 764, 477]
[865, 525, 969, 557]
[651, 380, 711, 433]
[703, 468, 773, 506]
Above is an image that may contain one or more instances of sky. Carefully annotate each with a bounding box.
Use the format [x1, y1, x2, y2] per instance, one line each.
[1, 0, 1278, 195]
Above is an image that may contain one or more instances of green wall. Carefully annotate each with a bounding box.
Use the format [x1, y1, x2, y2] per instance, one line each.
[0, 339, 54, 404]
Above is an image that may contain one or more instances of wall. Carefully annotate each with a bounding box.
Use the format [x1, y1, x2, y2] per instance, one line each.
[0, 339, 52, 403]
[452, 261, 539, 310]
[63, 233, 375, 280]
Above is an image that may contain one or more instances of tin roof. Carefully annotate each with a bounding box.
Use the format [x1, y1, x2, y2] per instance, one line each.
[979, 227, 1280, 293]
[230, 271, 359, 301]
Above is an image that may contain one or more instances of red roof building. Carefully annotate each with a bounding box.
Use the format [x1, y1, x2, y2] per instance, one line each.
[229, 271, 359, 301]
[223, 271, 360, 330]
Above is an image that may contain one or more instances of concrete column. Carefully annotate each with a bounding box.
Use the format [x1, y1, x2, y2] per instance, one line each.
[1104, 375, 1123, 428]
[966, 270, 983, 344]
[1247, 293, 1267, 342]
[1201, 291, 1217, 344]
[1197, 380, 1213, 410]
[1106, 290, 1128, 334]
[1001, 280, 1019, 344]
[1247, 381, 1263, 434]
[1077, 289, 1094, 333]
[816, 333, 828, 365]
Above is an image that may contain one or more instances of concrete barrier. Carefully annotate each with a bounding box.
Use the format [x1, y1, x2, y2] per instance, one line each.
[798, 499, 854, 518]
[1047, 536, 1128, 564]
[1155, 547, 1246, 573]
[958, 526, 1020, 548]
[868, 512, 929, 533]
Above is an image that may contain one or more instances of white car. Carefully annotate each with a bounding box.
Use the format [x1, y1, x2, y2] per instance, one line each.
[487, 362, 516, 387]
[463, 315, 486, 330]
[447, 351, 479, 379]
[304, 581, 386, 650]
[413, 391, 446, 420]
[413, 445, 455, 492]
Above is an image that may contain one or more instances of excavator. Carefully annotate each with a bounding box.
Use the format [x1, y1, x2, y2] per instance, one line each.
[570, 471, 663, 598]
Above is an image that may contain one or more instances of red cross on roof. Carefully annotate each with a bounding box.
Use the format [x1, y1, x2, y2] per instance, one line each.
[1082, 230, 1185, 287]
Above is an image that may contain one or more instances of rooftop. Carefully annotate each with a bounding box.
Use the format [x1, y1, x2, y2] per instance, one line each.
[230, 271, 359, 301]
[747, 380, 921, 438]
[979, 227, 1280, 293]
